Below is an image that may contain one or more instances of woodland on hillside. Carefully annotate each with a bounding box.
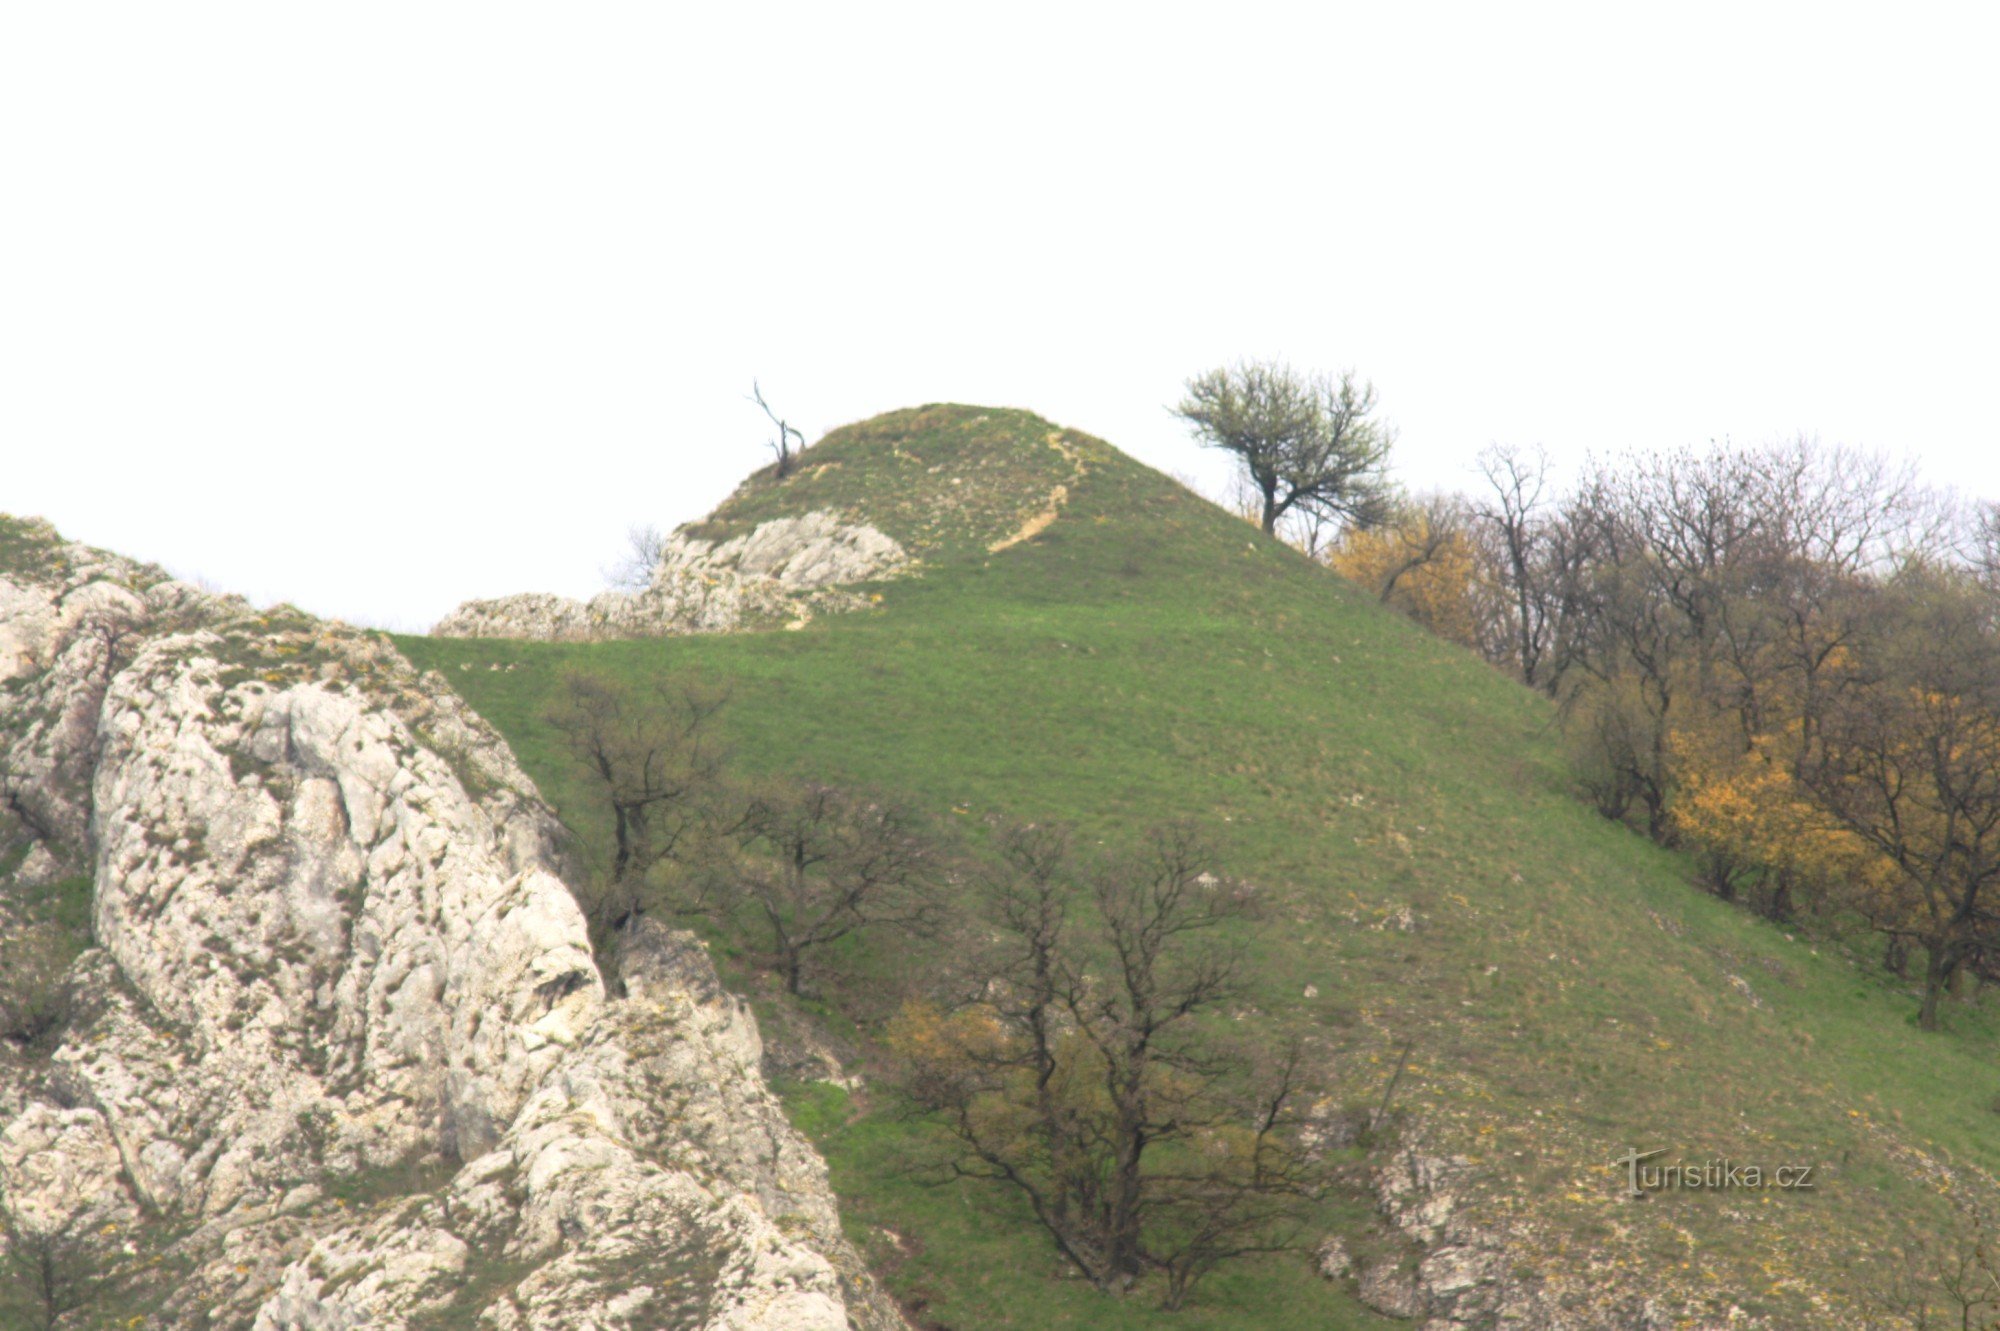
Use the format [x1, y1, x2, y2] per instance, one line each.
[1169, 356, 2000, 1038]
[1318, 434, 2000, 1033]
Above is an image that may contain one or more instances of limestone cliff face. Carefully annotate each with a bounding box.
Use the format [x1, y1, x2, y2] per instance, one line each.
[432, 512, 908, 642]
[0, 518, 899, 1331]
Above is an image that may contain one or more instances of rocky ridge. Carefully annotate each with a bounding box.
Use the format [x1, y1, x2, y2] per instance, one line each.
[0, 516, 901, 1330]
[433, 511, 907, 642]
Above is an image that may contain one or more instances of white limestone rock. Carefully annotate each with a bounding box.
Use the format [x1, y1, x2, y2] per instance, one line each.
[432, 511, 909, 642]
[1358, 1258, 1428, 1320]
[0, 526, 901, 1331]
[245, 923, 886, 1331]
[0, 1102, 142, 1237]
[683, 510, 905, 589]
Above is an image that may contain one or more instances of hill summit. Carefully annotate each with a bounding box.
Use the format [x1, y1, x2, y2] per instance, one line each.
[695, 404, 1103, 560]
[434, 405, 1110, 641]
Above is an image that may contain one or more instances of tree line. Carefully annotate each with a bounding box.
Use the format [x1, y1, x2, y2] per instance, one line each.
[1308, 431, 2000, 1032]
[1172, 358, 2000, 1033]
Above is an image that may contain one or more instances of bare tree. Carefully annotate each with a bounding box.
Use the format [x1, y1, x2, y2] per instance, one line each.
[1765, 437, 1944, 577]
[1554, 446, 1806, 840]
[1959, 500, 2000, 597]
[1144, 1038, 1321, 1311]
[1863, 1204, 2000, 1330]
[544, 669, 729, 934]
[893, 822, 1324, 1307]
[1474, 443, 1562, 690]
[732, 782, 941, 995]
[1797, 566, 2000, 1030]
[603, 523, 666, 591]
[79, 605, 143, 678]
[1173, 360, 1394, 539]
[751, 380, 806, 479]
[1557, 465, 1688, 841]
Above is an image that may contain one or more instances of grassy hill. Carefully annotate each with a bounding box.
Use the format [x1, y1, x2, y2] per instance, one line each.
[402, 405, 2000, 1327]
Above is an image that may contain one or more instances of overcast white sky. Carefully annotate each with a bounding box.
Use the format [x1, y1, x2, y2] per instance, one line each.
[4, 4, 1996, 630]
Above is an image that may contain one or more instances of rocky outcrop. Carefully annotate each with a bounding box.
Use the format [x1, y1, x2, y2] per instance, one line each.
[1356, 1147, 1519, 1328]
[243, 922, 880, 1331]
[0, 518, 900, 1330]
[1349, 1133, 1790, 1330]
[433, 512, 908, 642]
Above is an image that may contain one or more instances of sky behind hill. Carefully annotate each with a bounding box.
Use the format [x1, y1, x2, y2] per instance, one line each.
[4, 3, 1996, 629]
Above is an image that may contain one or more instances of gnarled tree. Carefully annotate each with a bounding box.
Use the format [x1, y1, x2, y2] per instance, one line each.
[892, 822, 1324, 1308]
[731, 782, 941, 995]
[544, 668, 729, 937]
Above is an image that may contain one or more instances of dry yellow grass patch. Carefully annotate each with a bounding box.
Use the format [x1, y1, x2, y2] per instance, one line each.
[988, 432, 1088, 553]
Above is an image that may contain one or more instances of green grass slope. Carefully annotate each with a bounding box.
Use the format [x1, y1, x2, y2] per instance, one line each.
[403, 406, 2000, 1327]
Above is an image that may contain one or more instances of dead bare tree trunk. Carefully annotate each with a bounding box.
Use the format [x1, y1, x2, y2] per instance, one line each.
[751, 381, 805, 479]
